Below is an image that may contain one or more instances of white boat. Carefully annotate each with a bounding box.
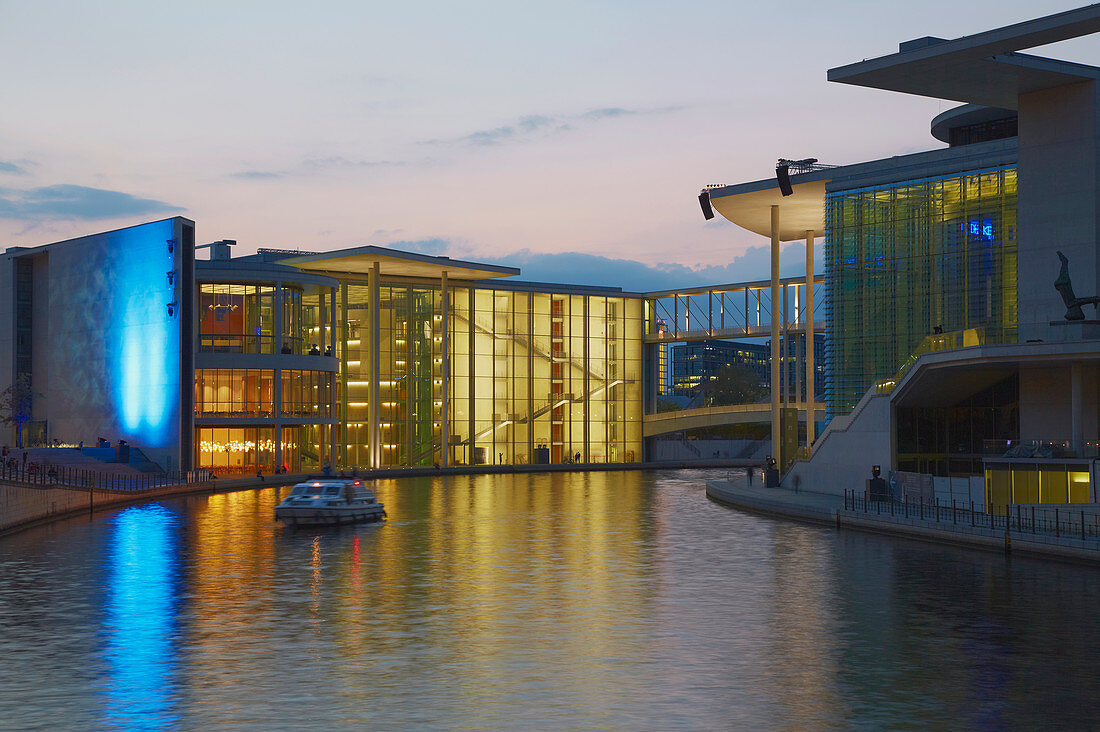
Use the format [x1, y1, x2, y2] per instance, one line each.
[275, 478, 386, 527]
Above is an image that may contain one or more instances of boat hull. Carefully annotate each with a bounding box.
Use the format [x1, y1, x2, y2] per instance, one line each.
[275, 505, 386, 527]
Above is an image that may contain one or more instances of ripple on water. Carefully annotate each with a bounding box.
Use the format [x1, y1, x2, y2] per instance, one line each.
[2, 469, 1100, 729]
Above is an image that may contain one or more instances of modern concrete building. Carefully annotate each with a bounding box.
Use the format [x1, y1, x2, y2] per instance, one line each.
[704, 5, 1100, 507]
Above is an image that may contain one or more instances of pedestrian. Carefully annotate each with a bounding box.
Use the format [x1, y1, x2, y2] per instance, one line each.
[574, 451, 581, 463]
[747, 466, 754, 485]
[22, 450, 28, 467]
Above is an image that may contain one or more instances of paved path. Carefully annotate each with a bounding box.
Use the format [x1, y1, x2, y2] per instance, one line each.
[706, 476, 1100, 564]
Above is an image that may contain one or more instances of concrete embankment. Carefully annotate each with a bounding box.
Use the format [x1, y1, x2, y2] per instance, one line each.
[706, 478, 1100, 564]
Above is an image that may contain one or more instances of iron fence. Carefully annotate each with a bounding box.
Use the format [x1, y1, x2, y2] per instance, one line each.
[843, 490, 1100, 543]
[0, 462, 213, 492]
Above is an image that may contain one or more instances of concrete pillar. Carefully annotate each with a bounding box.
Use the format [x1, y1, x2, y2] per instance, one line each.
[1072, 361, 1084, 453]
[369, 261, 381, 469]
[441, 271, 450, 467]
[805, 229, 816, 446]
[770, 205, 781, 467]
[274, 281, 283, 471]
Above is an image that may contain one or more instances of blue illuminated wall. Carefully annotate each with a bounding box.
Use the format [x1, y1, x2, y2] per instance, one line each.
[41, 218, 191, 469]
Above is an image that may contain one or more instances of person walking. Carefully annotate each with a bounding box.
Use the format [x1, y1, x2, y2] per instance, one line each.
[747, 466, 754, 485]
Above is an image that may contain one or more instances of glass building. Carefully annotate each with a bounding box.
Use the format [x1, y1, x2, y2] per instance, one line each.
[824, 166, 1018, 416]
[188, 248, 644, 473]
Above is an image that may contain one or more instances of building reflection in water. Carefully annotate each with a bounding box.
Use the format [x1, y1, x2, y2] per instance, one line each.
[8, 470, 1100, 727]
[180, 472, 656, 724]
[765, 523, 844, 727]
[101, 504, 182, 731]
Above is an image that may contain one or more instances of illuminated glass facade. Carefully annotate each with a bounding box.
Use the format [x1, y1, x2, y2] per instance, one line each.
[197, 426, 275, 474]
[336, 281, 644, 468]
[824, 166, 1018, 415]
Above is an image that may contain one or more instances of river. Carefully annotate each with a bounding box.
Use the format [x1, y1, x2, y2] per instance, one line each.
[2, 469, 1099, 730]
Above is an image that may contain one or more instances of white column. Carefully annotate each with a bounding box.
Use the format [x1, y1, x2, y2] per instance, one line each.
[369, 261, 381, 469]
[441, 271, 450, 467]
[805, 229, 816, 447]
[770, 205, 781, 469]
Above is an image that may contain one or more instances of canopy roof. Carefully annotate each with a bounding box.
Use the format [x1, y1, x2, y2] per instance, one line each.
[705, 174, 828, 241]
[828, 5, 1100, 108]
[278, 246, 519, 280]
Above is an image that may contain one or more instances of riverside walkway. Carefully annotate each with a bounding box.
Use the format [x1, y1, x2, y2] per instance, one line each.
[706, 475, 1100, 564]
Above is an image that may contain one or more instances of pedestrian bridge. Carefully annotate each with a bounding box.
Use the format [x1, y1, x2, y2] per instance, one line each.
[643, 403, 826, 437]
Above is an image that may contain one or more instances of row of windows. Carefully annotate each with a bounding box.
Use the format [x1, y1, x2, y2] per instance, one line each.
[194, 369, 332, 418]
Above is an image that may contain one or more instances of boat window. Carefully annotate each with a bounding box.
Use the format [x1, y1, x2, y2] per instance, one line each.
[324, 486, 341, 495]
[290, 485, 310, 495]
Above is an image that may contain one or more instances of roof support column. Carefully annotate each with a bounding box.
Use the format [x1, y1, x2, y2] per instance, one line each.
[770, 205, 781, 470]
[805, 229, 816, 447]
[441, 271, 450, 468]
[369, 261, 381, 469]
[1072, 361, 1083, 454]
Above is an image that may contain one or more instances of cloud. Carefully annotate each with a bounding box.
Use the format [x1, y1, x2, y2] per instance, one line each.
[480, 244, 822, 292]
[228, 157, 406, 181]
[0, 160, 28, 175]
[365, 235, 819, 291]
[381, 238, 457, 256]
[0, 184, 183, 221]
[303, 156, 404, 171]
[372, 237, 475, 258]
[424, 105, 683, 148]
[229, 170, 284, 180]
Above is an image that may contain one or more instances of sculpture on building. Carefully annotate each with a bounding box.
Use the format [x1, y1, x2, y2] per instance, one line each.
[1055, 251, 1100, 320]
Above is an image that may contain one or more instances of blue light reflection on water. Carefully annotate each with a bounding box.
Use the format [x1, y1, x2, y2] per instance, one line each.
[101, 504, 182, 731]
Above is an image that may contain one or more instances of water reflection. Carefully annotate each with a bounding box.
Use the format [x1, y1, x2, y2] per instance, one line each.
[3, 470, 1100, 729]
[101, 504, 182, 731]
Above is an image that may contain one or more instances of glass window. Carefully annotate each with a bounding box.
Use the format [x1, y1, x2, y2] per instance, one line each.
[197, 427, 275, 474]
[280, 370, 333, 418]
[194, 369, 275, 417]
[199, 283, 275, 353]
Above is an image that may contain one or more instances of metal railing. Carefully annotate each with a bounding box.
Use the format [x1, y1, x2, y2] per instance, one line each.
[0, 463, 213, 492]
[874, 328, 984, 395]
[844, 490, 1100, 542]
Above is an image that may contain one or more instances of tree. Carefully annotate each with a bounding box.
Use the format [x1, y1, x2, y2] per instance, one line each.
[656, 397, 682, 413]
[0, 374, 36, 448]
[704, 364, 765, 407]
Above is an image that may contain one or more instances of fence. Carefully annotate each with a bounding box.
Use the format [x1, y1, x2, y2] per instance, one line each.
[844, 490, 1100, 542]
[0, 462, 213, 492]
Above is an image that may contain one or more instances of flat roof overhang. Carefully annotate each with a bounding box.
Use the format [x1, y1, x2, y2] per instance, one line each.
[706, 176, 828, 241]
[890, 340, 1100, 408]
[277, 246, 520, 281]
[828, 5, 1100, 108]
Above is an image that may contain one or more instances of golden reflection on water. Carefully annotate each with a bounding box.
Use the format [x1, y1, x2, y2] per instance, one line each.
[181, 471, 656, 721]
[10, 470, 1100, 728]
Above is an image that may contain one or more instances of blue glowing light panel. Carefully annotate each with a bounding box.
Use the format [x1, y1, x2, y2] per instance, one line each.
[45, 219, 182, 453]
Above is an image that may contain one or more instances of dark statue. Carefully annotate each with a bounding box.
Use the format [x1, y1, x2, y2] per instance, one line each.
[1055, 250, 1100, 320]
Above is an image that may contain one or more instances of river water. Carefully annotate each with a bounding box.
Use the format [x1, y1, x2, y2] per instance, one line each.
[2, 469, 1100, 730]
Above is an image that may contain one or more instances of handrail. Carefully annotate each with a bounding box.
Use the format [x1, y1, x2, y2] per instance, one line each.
[0, 463, 213, 492]
[874, 328, 984, 396]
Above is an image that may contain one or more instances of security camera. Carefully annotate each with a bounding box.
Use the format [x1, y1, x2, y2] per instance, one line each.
[167, 238, 176, 255]
[167, 271, 176, 286]
[167, 302, 177, 317]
